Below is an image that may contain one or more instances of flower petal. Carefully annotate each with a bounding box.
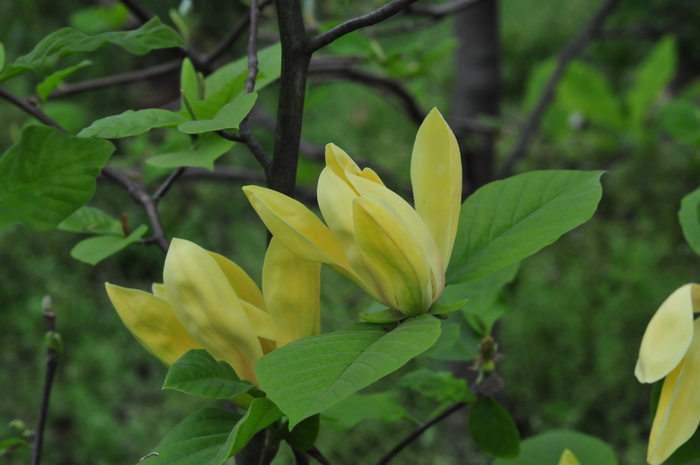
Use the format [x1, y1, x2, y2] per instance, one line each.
[411, 108, 462, 265]
[558, 449, 581, 465]
[353, 196, 433, 315]
[164, 238, 262, 383]
[105, 283, 201, 366]
[263, 237, 322, 347]
[208, 251, 266, 310]
[635, 284, 698, 383]
[647, 318, 700, 465]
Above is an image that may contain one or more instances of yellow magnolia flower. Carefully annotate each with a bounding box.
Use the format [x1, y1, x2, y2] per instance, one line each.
[558, 449, 581, 465]
[243, 108, 461, 318]
[635, 284, 700, 465]
[105, 237, 320, 385]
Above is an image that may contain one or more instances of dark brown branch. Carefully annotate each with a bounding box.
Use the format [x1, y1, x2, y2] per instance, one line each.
[245, 0, 262, 94]
[32, 296, 60, 465]
[120, 0, 152, 24]
[406, 0, 487, 18]
[307, 0, 418, 52]
[497, 0, 619, 178]
[375, 402, 468, 465]
[0, 88, 69, 131]
[153, 167, 186, 202]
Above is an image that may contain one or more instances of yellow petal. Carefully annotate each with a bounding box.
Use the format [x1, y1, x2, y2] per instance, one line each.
[105, 283, 201, 366]
[647, 318, 700, 465]
[208, 251, 266, 311]
[262, 237, 322, 347]
[348, 171, 445, 301]
[164, 238, 262, 383]
[635, 284, 699, 383]
[352, 196, 433, 315]
[325, 143, 360, 187]
[558, 449, 581, 465]
[410, 108, 462, 265]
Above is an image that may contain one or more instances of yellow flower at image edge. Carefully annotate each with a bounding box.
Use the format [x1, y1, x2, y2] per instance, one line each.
[635, 283, 700, 465]
[243, 108, 461, 318]
[105, 237, 321, 385]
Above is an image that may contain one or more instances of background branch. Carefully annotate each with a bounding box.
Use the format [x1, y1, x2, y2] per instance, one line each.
[497, 0, 619, 178]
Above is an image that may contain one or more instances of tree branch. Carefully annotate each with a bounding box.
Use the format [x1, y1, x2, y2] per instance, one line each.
[307, 0, 419, 52]
[497, 0, 619, 178]
[0, 88, 69, 131]
[375, 402, 468, 465]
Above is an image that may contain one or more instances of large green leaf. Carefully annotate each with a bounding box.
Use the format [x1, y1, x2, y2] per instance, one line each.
[178, 92, 257, 134]
[78, 109, 188, 138]
[447, 170, 603, 284]
[469, 397, 520, 459]
[493, 430, 618, 465]
[209, 398, 283, 464]
[322, 392, 410, 431]
[143, 408, 243, 465]
[57, 206, 122, 235]
[626, 36, 677, 127]
[163, 349, 254, 400]
[0, 17, 183, 83]
[205, 43, 281, 96]
[147, 133, 234, 170]
[256, 316, 441, 428]
[70, 224, 148, 265]
[679, 187, 700, 257]
[0, 126, 114, 230]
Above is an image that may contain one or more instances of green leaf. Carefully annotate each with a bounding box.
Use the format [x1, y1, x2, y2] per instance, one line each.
[493, 430, 618, 465]
[0, 17, 184, 83]
[257, 316, 441, 428]
[36, 60, 92, 102]
[78, 109, 188, 139]
[469, 397, 520, 458]
[283, 415, 320, 451]
[448, 171, 604, 284]
[399, 369, 475, 403]
[626, 36, 677, 126]
[70, 224, 148, 265]
[209, 398, 283, 464]
[143, 408, 243, 465]
[0, 126, 114, 230]
[69, 3, 129, 34]
[659, 100, 700, 146]
[206, 43, 281, 96]
[558, 61, 624, 130]
[188, 73, 247, 121]
[322, 392, 409, 431]
[0, 42, 5, 71]
[0, 437, 30, 454]
[180, 58, 200, 105]
[443, 262, 520, 336]
[178, 92, 257, 134]
[679, 187, 700, 257]
[163, 349, 254, 400]
[58, 206, 122, 235]
[421, 321, 479, 361]
[147, 133, 234, 170]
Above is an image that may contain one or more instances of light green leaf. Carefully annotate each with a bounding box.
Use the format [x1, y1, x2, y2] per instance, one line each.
[0, 126, 113, 230]
[70, 224, 147, 265]
[659, 99, 700, 146]
[206, 43, 281, 96]
[188, 72, 247, 121]
[0, 17, 183, 83]
[323, 392, 409, 431]
[399, 369, 475, 403]
[58, 206, 122, 235]
[447, 171, 604, 284]
[36, 60, 92, 102]
[143, 408, 243, 465]
[147, 133, 234, 170]
[69, 3, 129, 34]
[257, 316, 441, 428]
[493, 430, 617, 465]
[469, 397, 520, 458]
[0, 43, 5, 71]
[679, 187, 700, 257]
[178, 92, 257, 134]
[180, 58, 200, 105]
[78, 109, 188, 139]
[209, 398, 283, 464]
[626, 36, 677, 126]
[421, 321, 479, 361]
[163, 349, 254, 400]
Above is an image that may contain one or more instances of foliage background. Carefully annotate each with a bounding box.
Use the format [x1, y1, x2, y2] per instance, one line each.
[2, 0, 699, 464]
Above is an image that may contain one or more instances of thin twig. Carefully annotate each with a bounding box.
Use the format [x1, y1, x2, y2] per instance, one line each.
[153, 167, 187, 202]
[497, 0, 619, 178]
[375, 402, 468, 465]
[307, 0, 418, 52]
[0, 88, 69, 131]
[246, 0, 262, 94]
[31, 296, 60, 465]
[307, 446, 332, 465]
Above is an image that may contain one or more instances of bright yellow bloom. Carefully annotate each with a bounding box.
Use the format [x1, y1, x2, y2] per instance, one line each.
[243, 108, 461, 318]
[105, 237, 320, 385]
[635, 284, 700, 465]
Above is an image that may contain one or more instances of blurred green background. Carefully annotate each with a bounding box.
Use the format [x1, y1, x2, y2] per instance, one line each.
[2, 0, 700, 464]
